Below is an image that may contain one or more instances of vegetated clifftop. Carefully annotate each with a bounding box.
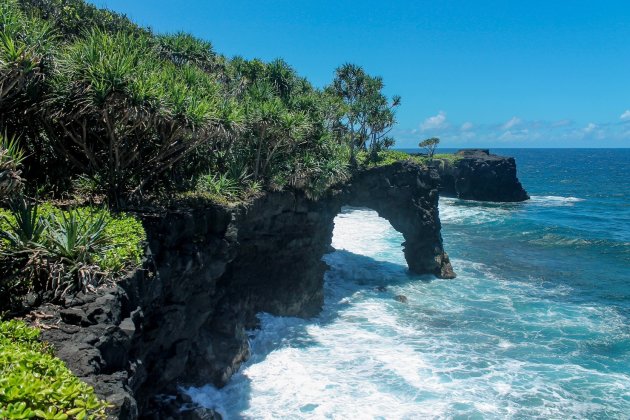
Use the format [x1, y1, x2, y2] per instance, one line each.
[437, 149, 529, 202]
[31, 161, 453, 419]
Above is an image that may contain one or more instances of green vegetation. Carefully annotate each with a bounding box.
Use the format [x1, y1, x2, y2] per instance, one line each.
[0, 133, 25, 197]
[0, 0, 417, 302]
[0, 0, 406, 206]
[0, 319, 109, 419]
[326, 63, 400, 166]
[419, 137, 440, 160]
[0, 202, 145, 307]
[360, 149, 461, 168]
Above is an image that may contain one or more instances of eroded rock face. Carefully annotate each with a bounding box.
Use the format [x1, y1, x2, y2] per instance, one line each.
[342, 161, 454, 278]
[32, 161, 453, 418]
[437, 149, 529, 202]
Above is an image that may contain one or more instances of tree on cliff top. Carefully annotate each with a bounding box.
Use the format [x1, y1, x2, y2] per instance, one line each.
[419, 137, 440, 160]
[326, 63, 400, 166]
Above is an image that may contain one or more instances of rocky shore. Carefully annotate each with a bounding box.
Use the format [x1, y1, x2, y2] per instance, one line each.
[28, 153, 526, 418]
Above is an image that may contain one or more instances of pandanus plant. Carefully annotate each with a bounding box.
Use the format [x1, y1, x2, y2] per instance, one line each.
[0, 0, 54, 108]
[0, 132, 25, 198]
[0, 199, 44, 249]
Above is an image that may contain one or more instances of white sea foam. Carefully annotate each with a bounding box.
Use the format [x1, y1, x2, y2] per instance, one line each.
[185, 207, 630, 419]
[438, 197, 514, 225]
[529, 195, 585, 206]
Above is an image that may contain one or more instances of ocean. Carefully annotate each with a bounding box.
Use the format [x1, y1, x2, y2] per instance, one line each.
[187, 148, 630, 419]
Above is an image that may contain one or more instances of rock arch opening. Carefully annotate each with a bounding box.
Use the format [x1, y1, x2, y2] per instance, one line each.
[338, 162, 455, 279]
[331, 206, 406, 265]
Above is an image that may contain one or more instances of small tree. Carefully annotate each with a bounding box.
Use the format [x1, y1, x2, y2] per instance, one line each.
[419, 137, 440, 160]
[326, 63, 400, 167]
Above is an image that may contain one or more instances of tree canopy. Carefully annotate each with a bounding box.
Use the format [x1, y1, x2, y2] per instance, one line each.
[0, 0, 404, 206]
[419, 137, 440, 159]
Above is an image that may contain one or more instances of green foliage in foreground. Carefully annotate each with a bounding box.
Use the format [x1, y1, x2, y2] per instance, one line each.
[0, 202, 145, 305]
[0, 319, 109, 419]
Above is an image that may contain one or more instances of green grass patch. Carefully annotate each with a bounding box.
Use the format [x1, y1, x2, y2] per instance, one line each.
[0, 319, 109, 419]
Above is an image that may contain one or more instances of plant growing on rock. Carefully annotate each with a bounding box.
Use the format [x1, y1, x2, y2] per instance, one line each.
[419, 137, 440, 161]
[0, 203, 145, 304]
[326, 63, 400, 166]
[0, 319, 110, 419]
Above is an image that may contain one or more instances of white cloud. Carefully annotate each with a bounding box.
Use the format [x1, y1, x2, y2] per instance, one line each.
[551, 119, 573, 127]
[583, 123, 597, 133]
[421, 111, 447, 131]
[502, 116, 521, 130]
[499, 129, 529, 142]
[460, 122, 474, 131]
[620, 110, 630, 121]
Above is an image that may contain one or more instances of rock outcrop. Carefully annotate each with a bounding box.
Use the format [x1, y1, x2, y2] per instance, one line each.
[31, 161, 453, 418]
[437, 149, 529, 202]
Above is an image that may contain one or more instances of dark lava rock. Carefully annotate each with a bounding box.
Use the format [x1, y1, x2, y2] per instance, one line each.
[437, 149, 529, 202]
[395, 295, 409, 303]
[28, 159, 468, 418]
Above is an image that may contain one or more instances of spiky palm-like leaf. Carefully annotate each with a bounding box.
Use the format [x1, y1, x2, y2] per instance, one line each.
[0, 199, 45, 249]
[0, 132, 25, 197]
[45, 209, 109, 265]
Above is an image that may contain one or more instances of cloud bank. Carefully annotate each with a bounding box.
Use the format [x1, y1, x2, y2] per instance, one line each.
[395, 111, 630, 148]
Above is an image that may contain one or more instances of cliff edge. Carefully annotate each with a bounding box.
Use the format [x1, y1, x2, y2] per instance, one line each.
[437, 149, 529, 202]
[30, 161, 452, 418]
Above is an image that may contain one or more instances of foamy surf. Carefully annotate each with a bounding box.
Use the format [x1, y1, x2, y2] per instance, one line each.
[529, 195, 585, 206]
[185, 205, 630, 419]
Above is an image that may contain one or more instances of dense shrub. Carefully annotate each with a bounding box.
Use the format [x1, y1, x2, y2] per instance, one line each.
[0, 319, 109, 419]
[44, 29, 232, 204]
[0, 0, 54, 113]
[0, 202, 145, 306]
[0, 132, 25, 198]
[18, 0, 145, 39]
[0, 0, 405, 205]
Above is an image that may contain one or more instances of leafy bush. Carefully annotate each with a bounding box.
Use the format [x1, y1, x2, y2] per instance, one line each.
[0, 319, 109, 419]
[0, 199, 44, 248]
[46, 28, 231, 204]
[0, 133, 25, 198]
[0, 203, 145, 300]
[195, 173, 242, 199]
[96, 211, 145, 273]
[45, 209, 109, 265]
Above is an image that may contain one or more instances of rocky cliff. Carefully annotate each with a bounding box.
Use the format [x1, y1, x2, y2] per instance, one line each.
[437, 149, 529, 202]
[31, 161, 453, 418]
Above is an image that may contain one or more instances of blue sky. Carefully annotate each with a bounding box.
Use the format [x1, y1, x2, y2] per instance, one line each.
[89, 0, 630, 148]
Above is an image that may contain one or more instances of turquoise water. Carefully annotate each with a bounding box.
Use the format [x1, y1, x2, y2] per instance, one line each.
[188, 149, 630, 419]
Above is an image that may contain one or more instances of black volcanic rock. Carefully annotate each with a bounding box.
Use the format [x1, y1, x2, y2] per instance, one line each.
[342, 161, 454, 278]
[437, 149, 529, 202]
[30, 161, 454, 418]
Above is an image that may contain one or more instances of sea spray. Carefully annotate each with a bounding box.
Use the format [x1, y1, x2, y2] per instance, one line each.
[186, 207, 630, 418]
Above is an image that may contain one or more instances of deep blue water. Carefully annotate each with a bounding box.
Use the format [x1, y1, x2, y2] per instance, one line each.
[188, 149, 630, 419]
